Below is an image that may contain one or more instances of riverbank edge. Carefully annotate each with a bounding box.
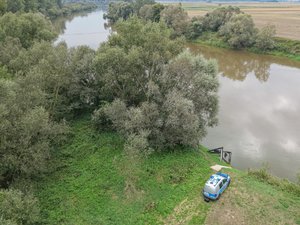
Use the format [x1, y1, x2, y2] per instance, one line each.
[191, 34, 300, 62]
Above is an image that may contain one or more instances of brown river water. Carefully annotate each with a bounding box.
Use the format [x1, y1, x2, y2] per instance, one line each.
[55, 10, 300, 181]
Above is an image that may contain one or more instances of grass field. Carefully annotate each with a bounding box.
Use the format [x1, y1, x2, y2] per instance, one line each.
[35, 117, 300, 224]
[180, 2, 300, 40]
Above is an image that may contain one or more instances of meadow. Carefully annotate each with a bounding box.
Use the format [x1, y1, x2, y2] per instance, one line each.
[34, 117, 300, 225]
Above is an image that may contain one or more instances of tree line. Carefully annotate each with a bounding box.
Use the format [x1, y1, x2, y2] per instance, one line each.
[0, 0, 219, 223]
[0, 0, 96, 19]
[104, 1, 276, 51]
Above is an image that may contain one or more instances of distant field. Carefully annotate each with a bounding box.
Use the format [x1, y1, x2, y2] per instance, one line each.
[180, 2, 300, 40]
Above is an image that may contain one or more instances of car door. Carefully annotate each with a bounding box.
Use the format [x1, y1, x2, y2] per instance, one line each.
[219, 179, 227, 194]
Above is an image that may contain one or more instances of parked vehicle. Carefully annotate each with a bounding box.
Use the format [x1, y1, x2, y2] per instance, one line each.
[202, 172, 231, 202]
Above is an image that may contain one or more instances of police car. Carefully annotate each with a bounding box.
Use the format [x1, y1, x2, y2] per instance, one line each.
[202, 172, 231, 201]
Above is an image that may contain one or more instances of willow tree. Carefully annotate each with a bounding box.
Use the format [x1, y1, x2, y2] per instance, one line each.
[93, 18, 219, 149]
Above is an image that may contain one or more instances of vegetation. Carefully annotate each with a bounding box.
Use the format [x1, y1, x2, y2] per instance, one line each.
[0, 0, 97, 19]
[0, 0, 299, 224]
[105, 3, 299, 60]
[34, 118, 300, 225]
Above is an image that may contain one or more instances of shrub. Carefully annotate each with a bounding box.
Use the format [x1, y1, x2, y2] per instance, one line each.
[219, 14, 257, 49]
[0, 189, 40, 225]
[255, 24, 276, 51]
[202, 6, 242, 32]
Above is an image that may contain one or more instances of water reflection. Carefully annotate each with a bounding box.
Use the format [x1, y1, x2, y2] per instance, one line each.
[188, 44, 300, 82]
[189, 44, 300, 181]
[54, 10, 300, 181]
[53, 9, 110, 49]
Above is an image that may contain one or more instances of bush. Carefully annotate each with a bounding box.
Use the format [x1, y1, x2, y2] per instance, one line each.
[0, 189, 40, 225]
[185, 17, 204, 40]
[219, 14, 257, 49]
[160, 5, 190, 38]
[93, 50, 219, 150]
[255, 24, 276, 51]
[202, 6, 242, 32]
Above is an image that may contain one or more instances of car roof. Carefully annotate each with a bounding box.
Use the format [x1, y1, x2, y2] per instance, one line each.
[205, 174, 225, 188]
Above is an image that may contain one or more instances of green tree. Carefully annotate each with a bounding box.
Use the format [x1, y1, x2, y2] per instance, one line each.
[104, 2, 134, 24]
[185, 16, 204, 40]
[0, 12, 56, 49]
[0, 0, 7, 15]
[94, 17, 183, 104]
[11, 42, 97, 117]
[202, 6, 242, 32]
[255, 24, 276, 51]
[219, 14, 257, 49]
[93, 50, 219, 149]
[0, 37, 23, 68]
[139, 3, 164, 22]
[160, 5, 190, 37]
[24, 0, 38, 12]
[0, 77, 67, 181]
[0, 189, 40, 225]
[7, 0, 24, 13]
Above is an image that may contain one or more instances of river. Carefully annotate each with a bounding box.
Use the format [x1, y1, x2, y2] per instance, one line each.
[54, 10, 300, 181]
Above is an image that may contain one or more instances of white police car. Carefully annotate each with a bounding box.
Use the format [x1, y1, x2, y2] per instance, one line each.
[202, 172, 231, 202]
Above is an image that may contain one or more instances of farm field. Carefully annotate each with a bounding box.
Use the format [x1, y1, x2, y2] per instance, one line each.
[181, 3, 300, 40]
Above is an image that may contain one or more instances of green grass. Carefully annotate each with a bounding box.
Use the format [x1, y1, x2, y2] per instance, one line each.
[35, 117, 300, 225]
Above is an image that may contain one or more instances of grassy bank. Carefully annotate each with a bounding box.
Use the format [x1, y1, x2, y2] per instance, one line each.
[193, 32, 300, 61]
[35, 118, 300, 224]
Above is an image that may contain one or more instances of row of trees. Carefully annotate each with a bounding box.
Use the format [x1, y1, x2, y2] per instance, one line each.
[105, 2, 276, 51]
[0, 0, 96, 18]
[0, 1, 99, 223]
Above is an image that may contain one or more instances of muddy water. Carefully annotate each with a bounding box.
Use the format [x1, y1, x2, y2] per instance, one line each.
[188, 44, 300, 181]
[55, 10, 300, 181]
[53, 9, 110, 49]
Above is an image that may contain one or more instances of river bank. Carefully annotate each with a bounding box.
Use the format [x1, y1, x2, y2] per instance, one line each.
[192, 32, 300, 62]
[54, 9, 300, 182]
[35, 117, 300, 225]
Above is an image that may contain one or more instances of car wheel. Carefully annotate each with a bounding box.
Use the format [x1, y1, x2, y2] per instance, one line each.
[228, 180, 231, 186]
[216, 194, 220, 200]
[204, 197, 210, 202]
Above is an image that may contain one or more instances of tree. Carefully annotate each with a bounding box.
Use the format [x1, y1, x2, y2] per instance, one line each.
[0, 37, 23, 68]
[0, 77, 68, 183]
[93, 50, 219, 149]
[219, 14, 257, 49]
[0, 12, 56, 49]
[139, 3, 164, 22]
[94, 17, 183, 104]
[0, 0, 7, 15]
[103, 2, 134, 24]
[160, 5, 190, 37]
[6, 0, 24, 13]
[0, 189, 40, 225]
[255, 24, 276, 51]
[24, 0, 38, 12]
[202, 6, 242, 32]
[185, 16, 204, 40]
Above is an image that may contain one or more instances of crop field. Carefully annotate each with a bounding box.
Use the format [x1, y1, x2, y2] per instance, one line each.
[180, 3, 300, 40]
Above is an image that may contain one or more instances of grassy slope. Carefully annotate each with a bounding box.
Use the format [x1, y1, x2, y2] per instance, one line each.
[35, 118, 300, 225]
